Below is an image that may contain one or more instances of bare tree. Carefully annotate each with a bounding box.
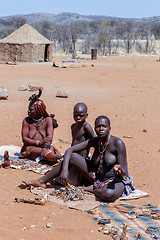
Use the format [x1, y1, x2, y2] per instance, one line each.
[151, 22, 160, 39]
[51, 24, 70, 53]
[7, 16, 26, 29]
[80, 21, 101, 54]
[68, 22, 83, 58]
[135, 22, 153, 53]
[3, 26, 16, 38]
[39, 21, 52, 39]
[98, 21, 116, 55]
[116, 20, 134, 54]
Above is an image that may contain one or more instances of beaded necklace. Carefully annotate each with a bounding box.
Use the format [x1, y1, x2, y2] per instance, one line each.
[97, 134, 111, 178]
[32, 116, 43, 122]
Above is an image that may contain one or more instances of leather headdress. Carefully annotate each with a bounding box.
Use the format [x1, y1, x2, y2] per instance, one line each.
[28, 89, 49, 117]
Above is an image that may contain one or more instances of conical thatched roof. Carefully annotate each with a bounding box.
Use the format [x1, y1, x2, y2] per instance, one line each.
[0, 24, 52, 44]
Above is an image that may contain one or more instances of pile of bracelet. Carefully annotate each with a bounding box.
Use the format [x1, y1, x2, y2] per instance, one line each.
[49, 184, 84, 202]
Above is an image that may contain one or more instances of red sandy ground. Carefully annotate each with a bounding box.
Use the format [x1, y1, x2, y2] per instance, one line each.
[0, 55, 159, 240]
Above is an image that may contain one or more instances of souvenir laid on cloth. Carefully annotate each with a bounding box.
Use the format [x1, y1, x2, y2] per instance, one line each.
[49, 183, 85, 202]
[0, 155, 52, 174]
[88, 204, 160, 239]
[0, 145, 52, 174]
[30, 184, 149, 212]
[30, 184, 102, 211]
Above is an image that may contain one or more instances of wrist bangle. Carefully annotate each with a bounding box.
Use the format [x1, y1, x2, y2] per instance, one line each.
[43, 142, 51, 149]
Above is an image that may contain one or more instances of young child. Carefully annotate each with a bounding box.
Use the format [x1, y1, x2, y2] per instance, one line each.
[71, 102, 96, 157]
[65, 102, 95, 185]
[48, 102, 95, 186]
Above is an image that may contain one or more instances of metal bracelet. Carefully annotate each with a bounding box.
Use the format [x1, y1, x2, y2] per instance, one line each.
[43, 142, 51, 149]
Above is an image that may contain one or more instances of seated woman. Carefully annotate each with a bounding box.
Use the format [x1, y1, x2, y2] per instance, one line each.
[23, 115, 135, 202]
[19, 89, 62, 163]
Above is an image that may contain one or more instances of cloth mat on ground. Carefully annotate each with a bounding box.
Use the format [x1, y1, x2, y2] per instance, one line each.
[30, 184, 102, 211]
[119, 189, 149, 200]
[0, 145, 52, 174]
[30, 185, 149, 212]
[89, 203, 160, 239]
[0, 145, 21, 157]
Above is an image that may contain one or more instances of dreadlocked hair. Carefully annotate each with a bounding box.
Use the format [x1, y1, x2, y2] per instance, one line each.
[28, 89, 58, 127]
[33, 99, 49, 117]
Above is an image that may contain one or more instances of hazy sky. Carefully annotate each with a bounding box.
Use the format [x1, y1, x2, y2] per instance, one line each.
[0, 0, 160, 18]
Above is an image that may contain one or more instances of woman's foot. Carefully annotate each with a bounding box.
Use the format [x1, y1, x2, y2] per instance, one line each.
[22, 179, 46, 188]
[84, 185, 94, 193]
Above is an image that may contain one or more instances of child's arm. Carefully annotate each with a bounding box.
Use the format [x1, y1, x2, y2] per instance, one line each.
[71, 123, 75, 145]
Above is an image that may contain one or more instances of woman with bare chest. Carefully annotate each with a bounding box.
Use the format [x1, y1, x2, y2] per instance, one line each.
[23, 115, 134, 202]
[19, 90, 62, 163]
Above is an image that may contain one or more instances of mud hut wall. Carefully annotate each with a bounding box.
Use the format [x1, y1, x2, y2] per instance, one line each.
[31, 44, 45, 62]
[17, 44, 33, 61]
[0, 43, 33, 62]
[31, 44, 52, 62]
[0, 43, 11, 61]
[0, 43, 52, 62]
[0, 43, 18, 61]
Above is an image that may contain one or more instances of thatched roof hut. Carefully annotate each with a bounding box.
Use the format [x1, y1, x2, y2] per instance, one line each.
[0, 24, 52, 62]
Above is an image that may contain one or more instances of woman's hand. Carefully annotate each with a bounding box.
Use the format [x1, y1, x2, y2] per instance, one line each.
[113, 164, 122, 176]
[41, 148, 48, 159]
[44, 137, 52, 143]
[60, 170, 68, 186]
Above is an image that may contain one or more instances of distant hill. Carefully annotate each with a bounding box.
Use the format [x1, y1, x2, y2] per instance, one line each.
[0, 12, 139, 25]
[1, 12, 160, 25]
